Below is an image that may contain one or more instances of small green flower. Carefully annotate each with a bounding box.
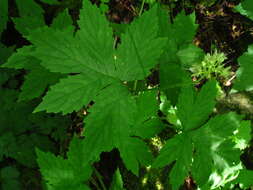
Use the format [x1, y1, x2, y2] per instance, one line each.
[190, 50, 232, 82]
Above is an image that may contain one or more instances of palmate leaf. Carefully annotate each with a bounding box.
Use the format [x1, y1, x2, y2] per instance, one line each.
[153, 81, 247, 189]
[7, 0, 165, 114]
[4, 0, 165, 176]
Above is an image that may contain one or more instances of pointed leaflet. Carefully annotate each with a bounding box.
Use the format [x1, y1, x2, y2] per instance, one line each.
[51, 10, 73, 30]
[153, 134, 193, 190]
[2, 46, 64, 101]
[36, 137, 92, 190]
[19, 65, 62, 101]
[115, 5, 167, 81]
[118, 137, 153, 175]
[233, 45, 253, 91]
[83, 84, 152, 175]
[34, 72, 113, 114]
[26, 0, 115, 76]
[13, 0, 45, 36]
[177, 80, 217, 131]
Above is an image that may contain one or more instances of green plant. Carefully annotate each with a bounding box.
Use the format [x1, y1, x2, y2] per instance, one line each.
[1, 0, 253, 189]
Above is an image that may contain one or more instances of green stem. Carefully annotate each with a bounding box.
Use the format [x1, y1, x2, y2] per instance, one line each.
[93, 167, 107, 190]
[133, 80, 138, 92]
[139, 0, 146, 16]
[90, 177, 102, 190]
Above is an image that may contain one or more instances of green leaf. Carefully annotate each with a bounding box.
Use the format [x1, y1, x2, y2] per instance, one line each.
[177, 80, 217, 131]
[2, 46, 37, 70]
[82, 84, 153, 175]
[16, 0, 44, 17]
[234, 169, 253, 189]
[176, 44, 204, 66]
[26, 0, 115, 76]
[153, 98, 244, 189]
[51, 9, 73, 30]
[110, 169, 125, 190]
[82, 84, 135, 161]
[11, 134, 56, 167]
[233, 45, 253, 91]
[34, 72, 113, 114]
[115, 5, 167, 81]
[2, 46, 64, 101]
[235, 0, 253, 20]
[132, 90, 164, 138]
[233, 120, 251, 150]
[13, 16, 45, 36]
[1, 166, 21, 190]
[13, 0, 44, 35]
[19, 65, 63, 101]
[192, 113, 242, 188]
[36, 137, 92, 190]
[153, 134, 193, 190]
[119, 137, 153, 175]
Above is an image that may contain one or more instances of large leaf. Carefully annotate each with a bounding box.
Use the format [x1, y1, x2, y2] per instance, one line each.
[153, 81, 246, 189]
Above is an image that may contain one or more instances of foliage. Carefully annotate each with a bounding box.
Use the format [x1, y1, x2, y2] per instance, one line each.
[0, 0, 253, 189]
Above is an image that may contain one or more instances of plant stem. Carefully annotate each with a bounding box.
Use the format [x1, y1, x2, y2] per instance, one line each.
[133, 80, 138, 92]
[93, 167, 107, 190]
[90, 177, 102, 190]
[139, 0, 146, 16]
